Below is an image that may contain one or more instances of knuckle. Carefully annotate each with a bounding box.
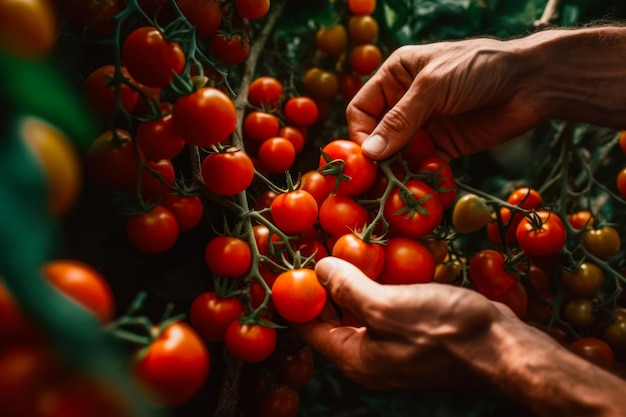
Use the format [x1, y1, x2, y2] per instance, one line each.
[381, 106, 412, 134]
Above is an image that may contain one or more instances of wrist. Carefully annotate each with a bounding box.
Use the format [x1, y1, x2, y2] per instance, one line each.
[510, 26, 626, 128]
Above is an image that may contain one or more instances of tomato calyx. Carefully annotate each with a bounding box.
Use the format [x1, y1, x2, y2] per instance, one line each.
[318, 149, 353, 194]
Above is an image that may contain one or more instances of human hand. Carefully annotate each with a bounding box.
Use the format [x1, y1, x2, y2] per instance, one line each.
[294, 256, 516, 389]
[347, 37, 545, 161]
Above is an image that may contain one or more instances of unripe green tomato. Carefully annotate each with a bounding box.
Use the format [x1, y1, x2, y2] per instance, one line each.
[452, 193, 491, 234]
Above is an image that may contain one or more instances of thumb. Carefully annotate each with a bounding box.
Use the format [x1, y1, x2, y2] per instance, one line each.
[361, 83, 431, 160]
[315, 257, 382, 318]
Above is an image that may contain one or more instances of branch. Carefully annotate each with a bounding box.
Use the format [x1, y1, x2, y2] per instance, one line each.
[534, 0, 561, 29]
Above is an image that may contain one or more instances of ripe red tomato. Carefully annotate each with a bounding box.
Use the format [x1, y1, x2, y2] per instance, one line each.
[248, 76, 283, 108]
[582, 226, 621, 260]
[567, 210, 594, 230]
[190, 292, 243, 342]
[122, 27, 185, 88]
[225, 320, 277, 362]
[569, 337, 615, 371]
[252, 225, 282, 257]
[177, 0, 221, 38]
[300, 170, 333, 206]
[278, 126, 306, 154]
[172, 87, 236, 146]
[243, 111, 280, 142]
[204, 236, 252, 278]
[348, 0, 376, 15]
[515, 210, 566, 256]
[315, 24, 348, 56]
[202, 148, 254, 196]
[379, 238, 435, 284]
[211, 33, 250, 65]
[83, 65, 138, 120]
[507, 187, 542, 209]
[272, 268, 326, 323]
[132, 321, 209, 406]
[349, 43, 382, 75]
[284, 97, 318, 127]
[270, 190, 318, 234]
[486, 207, 518, 246]
[258, 137, 296, 174]
[235, 0, 270, 20]
[280, 346, 315, 388]
[257, 384, 300, 417]
[135, 108, 186, 160]
[319, 139, 377, 196]
[383, 180, 443, 239]
[469, 249, 518, 299]
[86, 129, 140, 189]
[331, 233, 384, 279]
[418, 156, 457, 209]
[162, 193, 204, 232]
[126, 206, 179, 253]
[42, 260, 115, 324]
[139, 159, 175, 201]
[318, 194, 370, 236]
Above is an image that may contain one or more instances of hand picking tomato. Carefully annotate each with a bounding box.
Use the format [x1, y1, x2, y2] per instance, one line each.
[331, 233, 385, 280]
[132, 321, 209, 406]
[272, 269, 326, 323]
[319, 139, 377, 196]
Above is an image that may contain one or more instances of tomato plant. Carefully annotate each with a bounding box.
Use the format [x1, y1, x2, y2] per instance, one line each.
[515, 210, 566, 256]
[132, 321, 209, 406]
[383, 180, 443, 239]
[271, 268, 327, 323]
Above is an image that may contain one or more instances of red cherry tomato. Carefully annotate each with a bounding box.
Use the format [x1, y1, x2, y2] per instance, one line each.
[224, 320, 277, 362]
[319, 139, 377, 196]
[125, 205, 179, 253]
[272, 269, 327, 323]
[379, 238, 435, 285]
[204, 236, 252, 278]
[190, 292, 244, 342]
[331, 233, 385, 280]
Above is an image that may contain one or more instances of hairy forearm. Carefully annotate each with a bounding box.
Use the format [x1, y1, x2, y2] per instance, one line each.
[454, 314, 626, 417]
[512, 25, 626, 129]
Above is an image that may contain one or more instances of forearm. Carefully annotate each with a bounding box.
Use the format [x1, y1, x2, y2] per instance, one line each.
[512, 25, 626, 129]
[453, 314, 626, 417]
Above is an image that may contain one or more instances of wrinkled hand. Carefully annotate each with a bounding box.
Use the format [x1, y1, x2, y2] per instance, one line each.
[295, 257, 516, 389]
[347, 37, 544, 161]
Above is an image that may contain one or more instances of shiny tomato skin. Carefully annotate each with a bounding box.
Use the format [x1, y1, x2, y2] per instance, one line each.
[469, 249, 517, 299]
[507, 187, 542, 210]
[284, 97, 318, 127]
[348, 0, 376, 15]
[272, 269, 327, 323]
[279, 126, 306, 154]
[331, 233, 384, 280]
[204, 236, 252, 278]
[383, 180, 443, 239]
[225, 321, 277, 362]
[243, 111, 280, 142]
[133, 321, 209, 406]
[86, 129, 139, 189]
[201, 148, 254, 196]
[211, 33, 250, 65]
[135, 109, 185, 160]
[379, 238, 435, 285]
[126, 206, 179, 253]
[349, 43, 382, 75]
[348, 15, 378, 45]
[515, 210, 566, 256]
[122, 26, 185, 88]
[173, 87, 236, 146]
[569, 337, 615, 371]
[177, 0, 221, 38]
[582, 226, 621, 260]
[318, 194, 370, 236]
[139, 158, 175, 201]
[270, 190, 318, 234]
[162, 193, 204, 232]
[418, 157, 457, 209]
[235, 0, 270, 20]
[561, 262, 604, 298]
[42, 260, 115, 324]
[567, 210, 594, 230]
[248, 76, 283, 108]
[319, 139, 377, 196]
[300, 170, 333, 206]
[258, 137, 296, 174]
[83, 65, 138, 120]
[190, 292, 243, 342]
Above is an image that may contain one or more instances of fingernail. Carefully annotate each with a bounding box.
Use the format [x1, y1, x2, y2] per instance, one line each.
[362, 134, 388, 156]
[315, 258, 338, 285]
